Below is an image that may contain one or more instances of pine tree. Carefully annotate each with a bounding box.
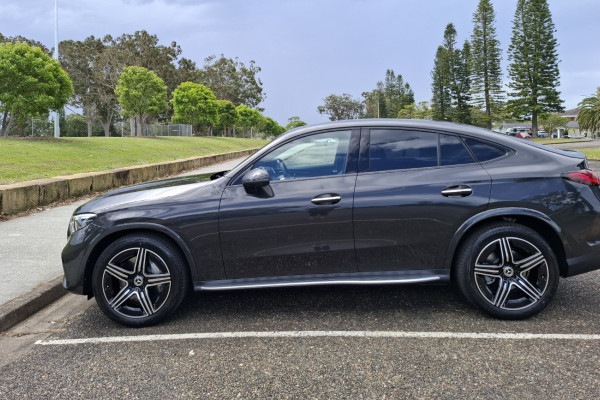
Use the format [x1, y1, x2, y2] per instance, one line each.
[507, 0, 563, 134]
[362, 70, 414, 118]
[431, 23, 470, 123]
[470, 0, 503, 129]
[383, 69, 415, 118]
[431, 45, 451, 121]
[449, 40, 472, 124]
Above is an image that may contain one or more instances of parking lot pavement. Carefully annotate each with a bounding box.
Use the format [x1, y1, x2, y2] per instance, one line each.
[2, 271, 600, 398]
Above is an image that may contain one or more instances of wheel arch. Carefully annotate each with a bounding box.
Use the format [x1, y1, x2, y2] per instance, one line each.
[82, 223, 197, 297]
[445, 208, 570, 278]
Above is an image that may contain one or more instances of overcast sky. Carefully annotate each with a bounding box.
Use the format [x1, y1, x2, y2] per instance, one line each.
[1, 0, 599, 125]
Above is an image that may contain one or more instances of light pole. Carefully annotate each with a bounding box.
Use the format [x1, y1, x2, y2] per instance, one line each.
[53, 0, 60, 137]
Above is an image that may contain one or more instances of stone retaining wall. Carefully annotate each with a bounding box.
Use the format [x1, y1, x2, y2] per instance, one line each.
[0, 149, 258, 215]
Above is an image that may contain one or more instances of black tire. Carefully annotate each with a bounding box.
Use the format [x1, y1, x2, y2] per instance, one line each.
[92, 233, 189, 327]
[455, 223, 559, 319]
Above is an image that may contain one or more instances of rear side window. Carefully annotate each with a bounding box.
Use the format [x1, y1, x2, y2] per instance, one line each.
[368, 130, 475, 172]
[463, 138, 507, 162]
[369, 129, 438, 171]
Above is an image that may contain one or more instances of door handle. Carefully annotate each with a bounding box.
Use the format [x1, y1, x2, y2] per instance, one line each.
[311, 194, 342, 205]
[441, 185, 472, 197]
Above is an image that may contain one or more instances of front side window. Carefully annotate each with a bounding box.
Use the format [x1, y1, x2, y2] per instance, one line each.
[252, 130, 352, 181]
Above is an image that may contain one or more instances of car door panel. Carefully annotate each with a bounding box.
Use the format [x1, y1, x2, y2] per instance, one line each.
[354, 165, 491, 271]
[219, 175, 357, 279]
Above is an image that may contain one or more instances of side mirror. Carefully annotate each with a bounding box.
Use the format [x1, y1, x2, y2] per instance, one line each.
[242, 168, 271, 190]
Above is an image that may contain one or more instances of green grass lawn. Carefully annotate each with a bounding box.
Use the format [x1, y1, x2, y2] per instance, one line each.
[576, 148, 600, 160]
[531, 138, 590, 145]
[0, 136, 267, 184]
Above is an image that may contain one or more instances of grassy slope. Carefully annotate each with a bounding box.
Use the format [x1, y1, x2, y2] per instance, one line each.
[0, 136, 267, 184]
[531, 138, 600, 159]
[576, 148, 600, 159]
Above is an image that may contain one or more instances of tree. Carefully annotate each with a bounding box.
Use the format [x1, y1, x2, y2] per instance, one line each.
[431, 24, 471, 124]
[60, 37, 106, 136]
[317, 93, 364, 121]
[0, 32, 50, 54]
[383, 69, 415, 118]
[0, 42, 73, 136]
[470, 0, 504, 129]
[235, 105, 263, 137]
[578, 88, 600, 136]
[198, 54, 265, 109]
[398, 102, 433, 120]
[285, 116, 307, 131]
[115, 66, 168, 136]
[109, 30, 183, 95]
[64, 114, 89, 137]
[363, 70, 414, 118]
[431, 45, 452, 121]
[507, 0, 563, 134]
[449, 40, 472, 124]
[217, 100, 238, 137]
[539, 113, 568, 136]
[171, 82, 219, 134]
[260, 117, 285, 137]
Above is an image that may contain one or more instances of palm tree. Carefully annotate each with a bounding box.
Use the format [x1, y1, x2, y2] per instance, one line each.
[578, 87, 600, 135]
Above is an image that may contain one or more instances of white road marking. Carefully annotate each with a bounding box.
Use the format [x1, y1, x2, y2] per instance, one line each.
[35, 330, 600, 346]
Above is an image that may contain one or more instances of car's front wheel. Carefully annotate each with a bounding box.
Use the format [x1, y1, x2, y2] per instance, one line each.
[92, 233, 189, 327]
[455, 223, 559, 319]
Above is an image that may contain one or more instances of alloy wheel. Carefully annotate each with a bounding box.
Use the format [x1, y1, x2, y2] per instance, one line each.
[101, 247, 172, 319]
[473, 236, 549, 310]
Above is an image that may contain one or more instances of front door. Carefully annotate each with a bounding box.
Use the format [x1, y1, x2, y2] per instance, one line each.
[219, 129, 359, 279]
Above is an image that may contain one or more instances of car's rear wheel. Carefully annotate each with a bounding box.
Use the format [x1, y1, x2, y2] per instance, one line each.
[92, 233, 189, 327]
[455, 223, 559, 319]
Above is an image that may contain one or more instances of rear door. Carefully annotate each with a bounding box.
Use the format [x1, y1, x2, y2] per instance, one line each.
[353, 128, 492, 272]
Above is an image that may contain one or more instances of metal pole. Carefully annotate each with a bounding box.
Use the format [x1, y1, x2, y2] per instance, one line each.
[53, 0, 60, 137]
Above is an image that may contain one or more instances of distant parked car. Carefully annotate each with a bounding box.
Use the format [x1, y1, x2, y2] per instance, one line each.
[538, 130, 548, 138]
[506, 127, 531, 137]
[515, 132, 531, 139]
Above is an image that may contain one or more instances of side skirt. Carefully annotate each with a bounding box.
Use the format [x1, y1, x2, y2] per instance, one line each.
[194, 270, 450, 291]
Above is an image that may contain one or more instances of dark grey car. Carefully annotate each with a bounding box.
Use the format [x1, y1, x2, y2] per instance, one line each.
[62, 120, 600, 326]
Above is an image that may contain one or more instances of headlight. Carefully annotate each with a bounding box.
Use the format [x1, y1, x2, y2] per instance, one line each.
[68, 213, 97, 237]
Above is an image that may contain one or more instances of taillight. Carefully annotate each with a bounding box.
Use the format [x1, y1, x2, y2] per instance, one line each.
[562, 170, 600, 186]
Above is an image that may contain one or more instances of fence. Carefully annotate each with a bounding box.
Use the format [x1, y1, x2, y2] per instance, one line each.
[145, 124, 193, 137]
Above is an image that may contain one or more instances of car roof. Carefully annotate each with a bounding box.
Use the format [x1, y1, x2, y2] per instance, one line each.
[226, 119, 585, 178]
[279, 119, 515, 146]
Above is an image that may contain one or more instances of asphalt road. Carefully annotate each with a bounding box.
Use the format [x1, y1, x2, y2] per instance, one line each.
[2, 145, 600, 398]
[2, 272, 600, 399]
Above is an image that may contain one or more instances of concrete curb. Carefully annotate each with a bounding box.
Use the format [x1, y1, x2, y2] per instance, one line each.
[0, 276, 66, 333]
[0, 148, 260, 216]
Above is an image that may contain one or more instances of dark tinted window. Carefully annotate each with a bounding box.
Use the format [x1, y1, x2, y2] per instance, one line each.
[463, 138, 507, 162]
[440, 134, 474, 166]
[369, 129, 438, 171]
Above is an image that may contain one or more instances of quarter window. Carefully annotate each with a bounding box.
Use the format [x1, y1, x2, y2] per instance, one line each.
[440, 134, 474, 166]
[463, 138, 507, 162]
